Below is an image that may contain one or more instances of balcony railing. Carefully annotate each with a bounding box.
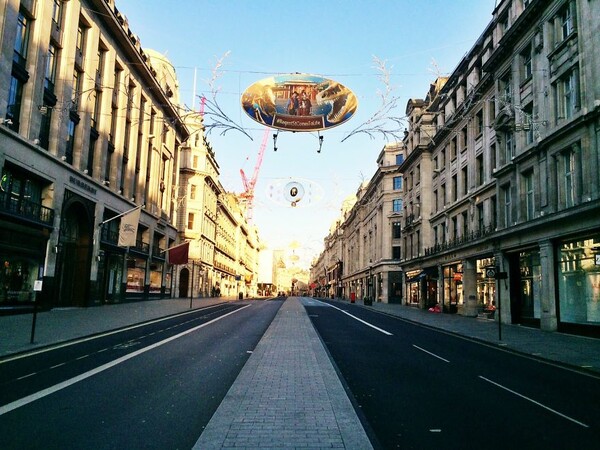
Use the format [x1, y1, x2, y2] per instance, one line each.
[425, 225, 495, 256]
[0, 191, 55, 227]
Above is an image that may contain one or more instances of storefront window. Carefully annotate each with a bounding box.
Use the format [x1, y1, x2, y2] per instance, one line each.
[519, 250, 541, 321]
[558, 236, 600, 325]
[126, 257, 146, 292]
[477, 258, 496, 309]
[1, 257, 39, 304]
[149, 262, 163, 293]
[443, 263, 463, 312]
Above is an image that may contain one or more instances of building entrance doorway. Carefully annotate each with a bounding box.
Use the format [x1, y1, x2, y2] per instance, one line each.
[179, 267, 189, 298]
[56, 201, 92, 307]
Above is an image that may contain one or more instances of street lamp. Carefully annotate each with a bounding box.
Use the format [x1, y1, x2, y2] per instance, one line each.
[366, 259, 373, 306]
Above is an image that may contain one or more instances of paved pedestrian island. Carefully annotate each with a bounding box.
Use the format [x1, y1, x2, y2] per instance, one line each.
[193, 297, 372, 450]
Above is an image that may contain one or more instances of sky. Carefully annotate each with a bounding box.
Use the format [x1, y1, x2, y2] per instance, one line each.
[115, 0, 497, 269]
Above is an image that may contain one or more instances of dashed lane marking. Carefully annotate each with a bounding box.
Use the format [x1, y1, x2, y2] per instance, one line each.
[0, 305, 251, 416]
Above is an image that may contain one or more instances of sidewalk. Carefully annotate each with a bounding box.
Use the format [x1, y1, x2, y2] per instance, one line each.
[0, 296, 232, 357]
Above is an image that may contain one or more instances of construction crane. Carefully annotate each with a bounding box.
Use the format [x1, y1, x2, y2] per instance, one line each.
[239, 128, 269, 221]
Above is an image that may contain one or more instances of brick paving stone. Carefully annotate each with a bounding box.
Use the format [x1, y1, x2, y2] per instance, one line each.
[192, 297, 373, 450]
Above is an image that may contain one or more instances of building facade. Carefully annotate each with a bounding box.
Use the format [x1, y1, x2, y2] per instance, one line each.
[0, 0, 188, 309]
[401, 0, 600, 336]
[311, 0, 600, 337]
[310, 142, 406, 304]
[176, 115, 261, 300]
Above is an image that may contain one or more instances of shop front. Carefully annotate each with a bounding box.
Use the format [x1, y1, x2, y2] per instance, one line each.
[442, 263, 463, 313]
[507, 249, 542, 327]
[557, 234, 600, 336]
[405, 267, 438, 308]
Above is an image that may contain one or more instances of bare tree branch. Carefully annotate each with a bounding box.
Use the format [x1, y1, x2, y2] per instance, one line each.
[341, 56, 407, 143]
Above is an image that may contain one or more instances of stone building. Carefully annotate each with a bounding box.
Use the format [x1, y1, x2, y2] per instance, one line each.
[400, 0, 600, 336]
[310, 142, 405, 303]
[311, 0, 600, 337]
[0, 0, 188, 308]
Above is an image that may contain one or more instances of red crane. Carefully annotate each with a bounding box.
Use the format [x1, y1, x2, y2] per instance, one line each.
[239, 128, 269, 220]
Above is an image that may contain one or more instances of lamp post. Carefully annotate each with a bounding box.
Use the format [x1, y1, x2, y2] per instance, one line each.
[366, 259, 373, 306]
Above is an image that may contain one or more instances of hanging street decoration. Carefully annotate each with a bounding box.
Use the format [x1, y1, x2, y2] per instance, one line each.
[267, 177, 324, 208]
[241, 74, 358, 132]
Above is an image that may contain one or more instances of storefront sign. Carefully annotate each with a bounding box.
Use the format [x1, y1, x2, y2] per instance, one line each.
[69, 176, 97, 195]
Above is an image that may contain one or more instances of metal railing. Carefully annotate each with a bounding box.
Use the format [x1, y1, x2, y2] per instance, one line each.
[0, 192, 54, 227]
[425, 225, 495, 255]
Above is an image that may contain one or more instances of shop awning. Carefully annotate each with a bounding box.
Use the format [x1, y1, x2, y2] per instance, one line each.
[406, 267, 438, 282]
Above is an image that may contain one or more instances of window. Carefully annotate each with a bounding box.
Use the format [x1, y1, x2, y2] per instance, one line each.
[6, 76, 24, 131]
[477, 204, 484, 232]
[65, 118, 76, 164]
[76, 25, 86, 58]
[87, 135, 97, 176]
[13, 9, 29, 65]
[500, 73, 512, 105]
[462, 211, 469, 238]
[556, 67, 579, 120]
[462, 166, 468, 197]
[504, 131, 515, 162]
[39, 109, 52, 150]
[44, 44, 58, 93]
[190, 184, 197, 200]
[433, 189, 438, 212]
[51, 0, 63, 28]
[564, 151, 575, 208]
[187, 213, 195, 229]
[503, 184, 512, 227]
[441, 183, 446, 207]
[393, 176, 402, 190]
[523, 171, 535, 220]
[395, 154, 404, 165]
[522, 102, 534, 145]
[450, 137, 457, 160]
[521, 44, 532, 81]
[452, 175, 458, 202]
[490, 195, 497, 230]
[476, 155, 484, 186]
[392, 222, 401, 239]
[452, 216, 458, 239]
[476, 110, 484, 136]
[557, 1, 575, 43]
[440, 148, 446, 168]
[392, 246, 401, 260]
[392, 199, 403, 213]
[460, 127, 467, 152]
[72, 70, 82, 111]
[90, 89, 101, 130]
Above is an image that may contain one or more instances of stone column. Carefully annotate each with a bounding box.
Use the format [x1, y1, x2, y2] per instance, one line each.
[462, 258, 478, 317]
[495, 251, 511, 324]
[539, 240, 558, 331]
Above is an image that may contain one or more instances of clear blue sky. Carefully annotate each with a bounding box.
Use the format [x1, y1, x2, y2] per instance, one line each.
[116, 0, 497, 268]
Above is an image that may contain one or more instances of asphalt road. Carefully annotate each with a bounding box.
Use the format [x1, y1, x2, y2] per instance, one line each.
[0, 300, 283, 450]
[304, 298, 600, 450]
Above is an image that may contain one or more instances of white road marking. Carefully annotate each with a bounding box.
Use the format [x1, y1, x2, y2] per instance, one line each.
[0, 303, 228, 364]
[0, 305, 251, 416]
[412, 345, 450, 363]
[479, 376, 589, 428]
[50, 363, 66, 369]
[313, 300, 392, 335]
[16, 373, 36, 380]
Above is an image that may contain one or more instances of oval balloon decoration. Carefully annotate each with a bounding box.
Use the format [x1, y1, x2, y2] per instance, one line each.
[241, 74, 358, 132]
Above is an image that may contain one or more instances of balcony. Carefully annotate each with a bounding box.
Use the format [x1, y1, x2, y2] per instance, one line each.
[0, 192, 55, 228]
[424, 226, 495, 256]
